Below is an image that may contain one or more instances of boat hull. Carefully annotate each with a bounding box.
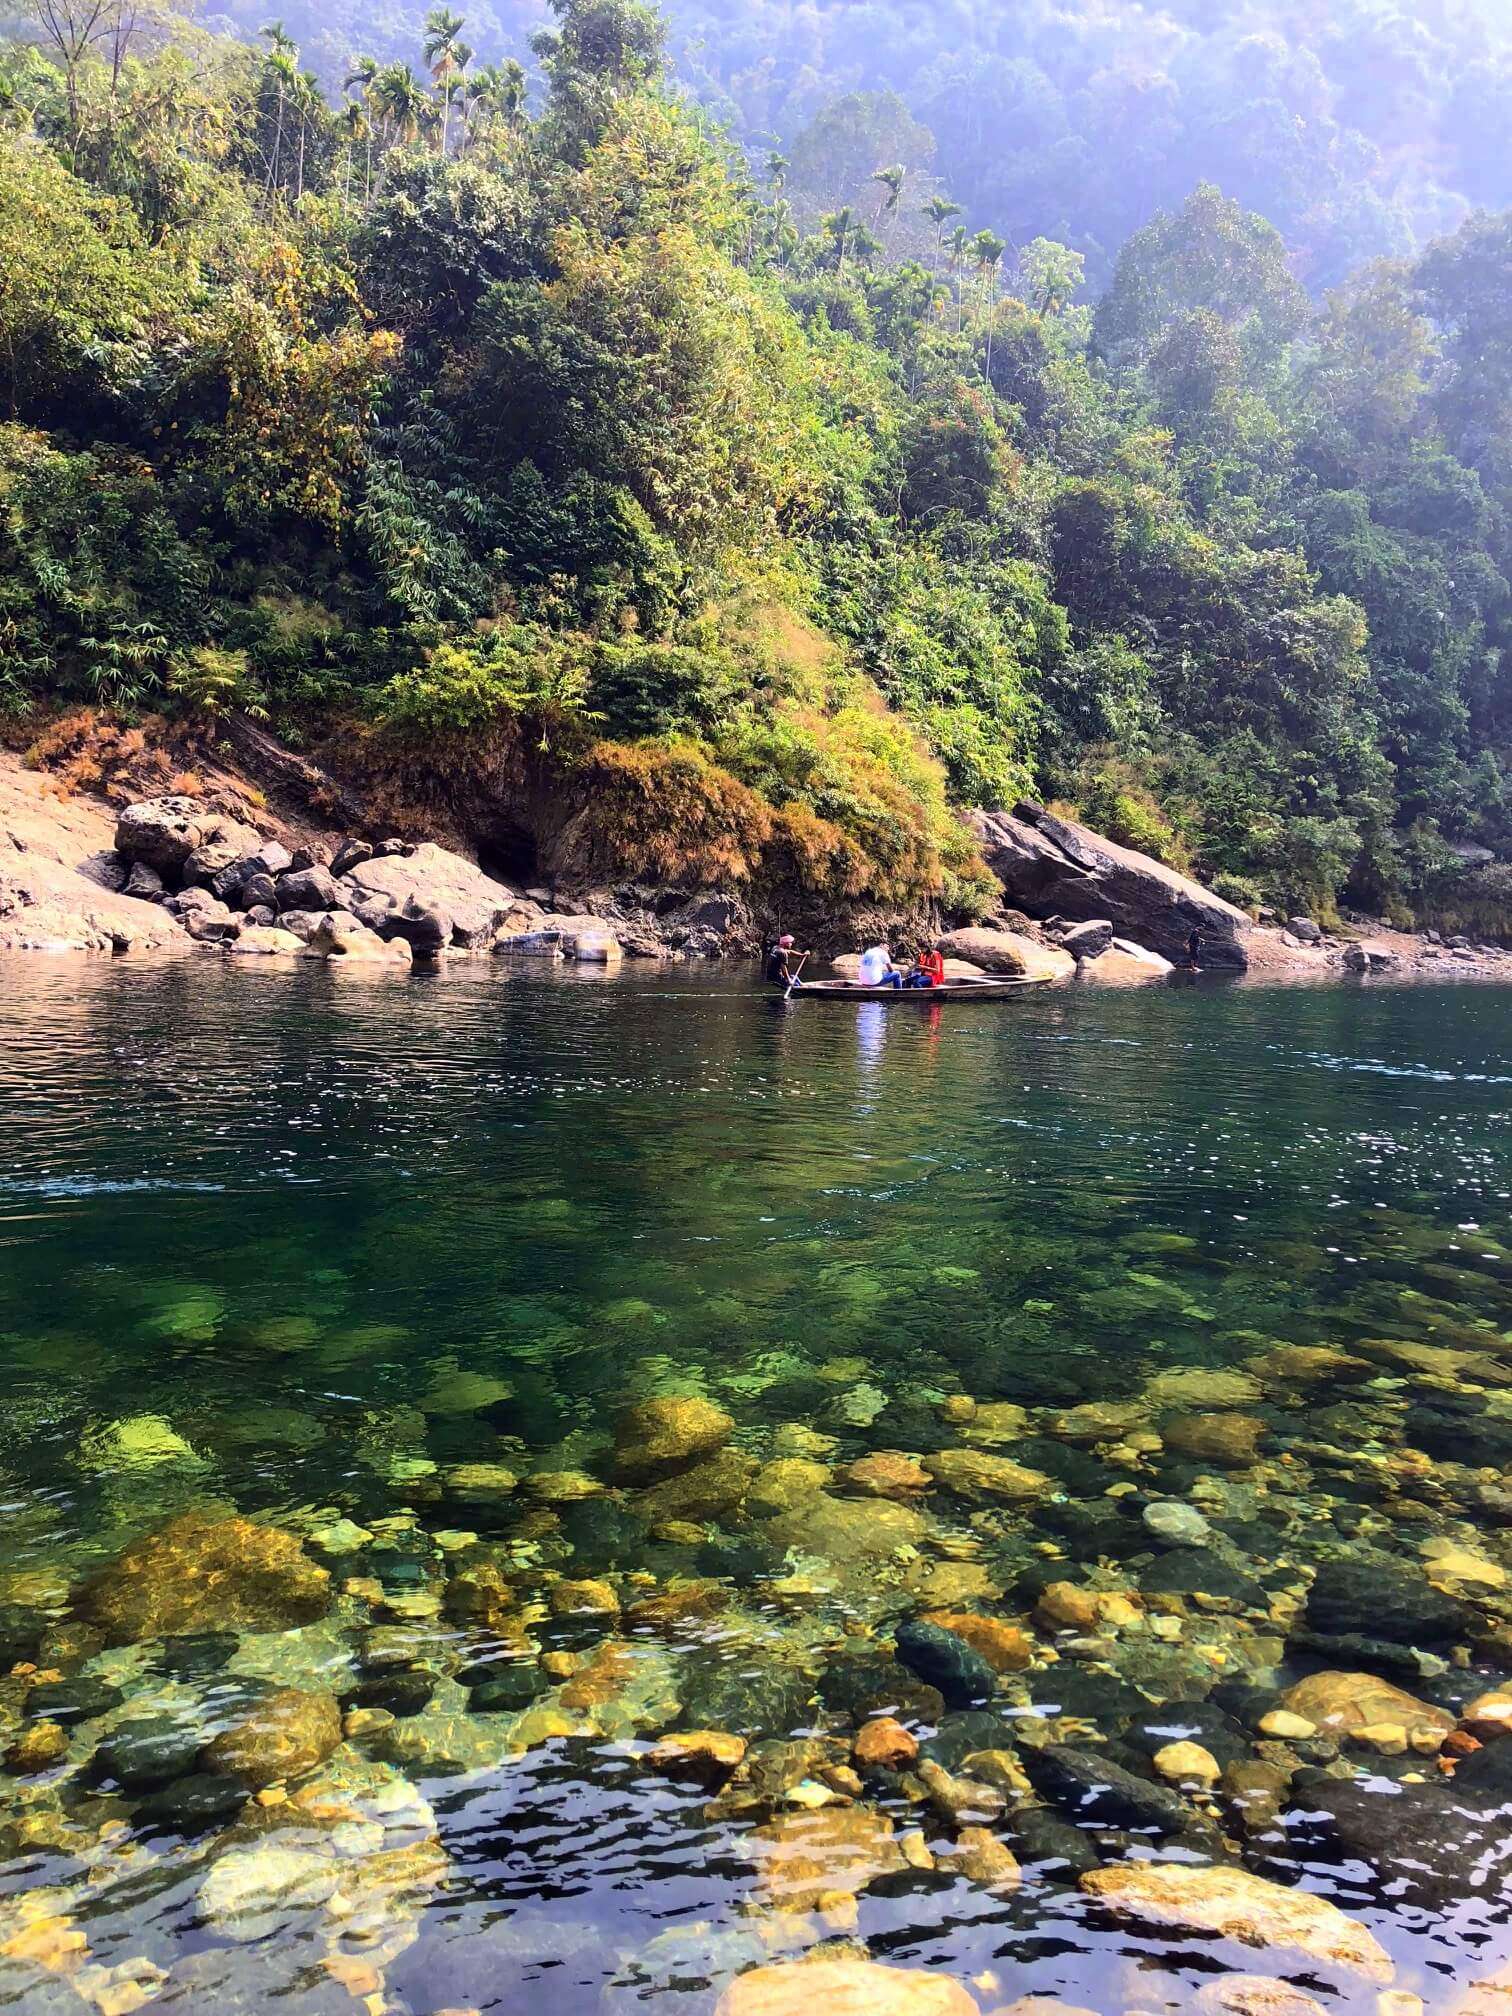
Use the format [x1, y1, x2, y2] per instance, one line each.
[781, 977, 1055, 1001]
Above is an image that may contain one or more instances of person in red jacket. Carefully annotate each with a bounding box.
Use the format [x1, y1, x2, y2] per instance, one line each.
[907, 945, 946, 988]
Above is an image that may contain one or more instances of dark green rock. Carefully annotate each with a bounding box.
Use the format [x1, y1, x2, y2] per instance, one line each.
[1023, 1666, 1145, 1723]
[467, 1664, 548, 1714]
[1021, 1743, 1192, 1834]
[92, 1718, 203, 1791]
[156, 1633, 238, 1679]
[894, 1620, 995, 1710]
[921, 1709, 1018, 1771]
[134, 1771, 250, 1834]
[1140, 1549, 1267, 1609]
[678, 1659, 816, 1739]
[1009, 1804, 1101, 1874]
[26, 1678, 123, 1725]
[1304, 1556, 1471, 1644]
[344, 1669, 436, 1718]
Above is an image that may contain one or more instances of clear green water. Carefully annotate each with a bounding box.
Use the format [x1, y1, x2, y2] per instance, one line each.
[1, 959, 1511, 2014]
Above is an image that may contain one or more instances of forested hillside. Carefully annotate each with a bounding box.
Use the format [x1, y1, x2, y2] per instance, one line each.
[2, 0, 1511, 926]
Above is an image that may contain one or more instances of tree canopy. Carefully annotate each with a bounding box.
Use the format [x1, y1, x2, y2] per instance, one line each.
[2, 0, 1512, 926]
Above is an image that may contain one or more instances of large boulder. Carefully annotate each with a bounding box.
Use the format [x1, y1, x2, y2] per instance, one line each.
[306, 913, 411, 964]
[82, 1511, 332, 1644]
[970, 801, 1250, 970]
[935, 927, 1074, 981]
[340, 843, 515, 952]
[1077, 940, 1175, 984]
[114, 798, 207, 879]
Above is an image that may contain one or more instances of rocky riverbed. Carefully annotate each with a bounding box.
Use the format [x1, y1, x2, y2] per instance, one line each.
[4, 1197, 1512, 2013]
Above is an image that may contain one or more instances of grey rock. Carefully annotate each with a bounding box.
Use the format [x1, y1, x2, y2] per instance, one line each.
[969, 800, 1250, 970]
[78, 851, 129, 893]
[1142, 1500, 1213, 1549]
[123, 860, 166, 901]
[115, 797, 205, 878]
[235, 871, 277, 912]
[330, 838, 375, 878]
[276, 866, 340, 914]
[1287, 917, 1323, 943]
[1061, 918, 1116, 959]
[382, 897, 451, 956]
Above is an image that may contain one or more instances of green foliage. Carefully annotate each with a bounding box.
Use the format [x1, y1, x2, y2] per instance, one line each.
[372, 626, 593, 738]
[4, 0, 1512, 929]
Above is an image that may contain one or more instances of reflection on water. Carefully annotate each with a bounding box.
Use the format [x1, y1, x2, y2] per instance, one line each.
[0, 958, 1510, 2013]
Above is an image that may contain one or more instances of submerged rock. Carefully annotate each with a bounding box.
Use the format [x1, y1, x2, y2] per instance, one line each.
[1304, 1556, 1472, 1645]
[919, 1610, 1033, 1673]
[1278, 1671, 1454, 1744]
[923, 1448, 1051, 1502]
[613, 1397, 735, 1479]
[83, 1511, 332, 1644]
[199, 1688, 342, 1789]
[198, 1838, 339, 1939]
[92, 1718, 204, 1791]
[894, 1620, 997, 1709]
[1079, 1861, 1393, 1985]
[1022, 1743, 1192, 1834]
[745, 1805, 908, 1912]
[716, 1959, 978, 2016]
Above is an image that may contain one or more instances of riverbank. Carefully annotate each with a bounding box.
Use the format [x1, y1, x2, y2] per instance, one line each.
[3, 744, 1509, 985]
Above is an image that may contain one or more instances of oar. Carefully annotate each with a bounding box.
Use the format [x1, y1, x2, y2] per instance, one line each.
[785, 953, 810, 998]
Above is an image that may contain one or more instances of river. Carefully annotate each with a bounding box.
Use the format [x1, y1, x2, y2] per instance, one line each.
[0, 958, 1509, 2014]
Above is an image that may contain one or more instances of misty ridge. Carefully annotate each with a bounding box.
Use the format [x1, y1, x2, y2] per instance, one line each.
[203, 0, 1512, 286]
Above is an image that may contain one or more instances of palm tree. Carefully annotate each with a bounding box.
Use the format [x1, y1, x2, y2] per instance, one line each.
[765, 150, 789, 192]
[372, 62, 431, 149]
[972, 229, 1007, 379]
[948, 224, 969, 332]
[339, 100, 368, 203]
[462, 58, 527, 151]
[871, 162, 906, 234]
[289, 68, 323, 200]
[823, 205, 858, 274]
[259, 21, 298, 193]
[440, 73, 469, 152]
[423, 6, 468, 151]
[923, 193, 963, 256]
[344, 55, 378, 198]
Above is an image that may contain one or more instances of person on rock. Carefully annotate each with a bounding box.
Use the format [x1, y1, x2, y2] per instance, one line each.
[1187, 927, 1203, 971]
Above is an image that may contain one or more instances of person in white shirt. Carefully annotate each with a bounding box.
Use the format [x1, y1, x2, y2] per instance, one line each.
[857, 943, 904, 988]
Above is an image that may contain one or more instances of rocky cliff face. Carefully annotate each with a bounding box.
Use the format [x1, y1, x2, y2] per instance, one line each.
[970, 802, 1251, 970]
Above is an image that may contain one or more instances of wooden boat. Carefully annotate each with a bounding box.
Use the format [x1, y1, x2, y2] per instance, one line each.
[785, 975, 1055, 1001]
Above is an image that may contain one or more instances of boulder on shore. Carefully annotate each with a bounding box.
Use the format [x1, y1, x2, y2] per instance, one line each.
[970, 800, 1250, 970]
[935, 927, 1075, 981]
[341, 843, 516, 952]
